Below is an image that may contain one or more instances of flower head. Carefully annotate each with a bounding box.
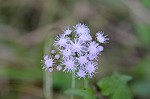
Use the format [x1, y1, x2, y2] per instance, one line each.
[41, 23, 109, 79]
[54, 34, 70, 47]
[61, 48, 72, 58]
[78, 34, 92, 42]
[96, 31, 109, 43]
[77, 69, 86, 78]
[85, 62, 97, 78]
[77, 55, 88, 66]
[87, 41, 101, 56]
[42, 55, 54, 71]
[64, 27, 72, 35]
[55, 54, 60, 59]
[48, 68, 53, 72]
[57, 65, 62, 71]
[69, 39, 84, 55]
[74, 23, 90, 35]
[62, 58, 76, 72]
[51, 50, 56, 54]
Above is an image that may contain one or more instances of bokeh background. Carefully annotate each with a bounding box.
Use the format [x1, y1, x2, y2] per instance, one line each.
[0, 0, 150, 99]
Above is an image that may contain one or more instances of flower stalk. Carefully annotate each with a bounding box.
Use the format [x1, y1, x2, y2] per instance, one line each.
[43, 35, 53, 99]
[44, 71, 52, 99]
[84, 78, 88, 89]
[71, 72, 76, 99]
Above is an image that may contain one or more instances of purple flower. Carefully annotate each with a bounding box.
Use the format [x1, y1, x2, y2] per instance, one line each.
[42, 55, 54, 71]
[87, 41, 101, 57]
[62, 58, 76, 72]
[74, 23, 90, 35]
[77, 69, 86, 78]
[41, 23, 109, 79]
[64, 27, 72, 35]
[77, 55, 88, 66]
[69, 39, 84, 55]
[54, 34, 70, 47]
[96, 31, 109, 43]
[51, 50, 56, 54]
[78, 34, 92, 42]
[55, 54, 60, 59]
[57, 65, 62, 71]
[48, 68, 53, 72]
[85, 62, 97, 78]
[61, 48, 72, 58]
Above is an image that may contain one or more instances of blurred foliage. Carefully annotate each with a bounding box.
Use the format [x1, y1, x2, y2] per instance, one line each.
[65, 88, 96, 99]
[131, 57, 150, 98]
[136, 23, 150, 45]
[0, 0, 150, 99]
[98, 73, 132, 99]
[142, 0, 150, 8]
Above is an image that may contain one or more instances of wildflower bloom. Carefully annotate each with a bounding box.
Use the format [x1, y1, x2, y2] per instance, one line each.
[54, 34, 70, 47]
[69, 39, 84, 55]
[77, 55, 88, 66]
[96, 31, 109, 43]
[97, 46, 104, 52]
[48, 68, 53, 72]
[87, 41, 101, 57]
[78, 34, 92, 42]
[55, 54, 60, 59]
[57, 65, 62, 71]
[41, 23, 109, 79]
[42, 55, 54, 71]
[74, 23, 90, 35]
[64, 27, 72, 35]
[44, 55, 49, 60]
[51, 50, 56, 54]
[61, 48, 72, 58]
[77, 69, 86, 78]
[62, 58, 76, 72]
[85, 62, 97, 78]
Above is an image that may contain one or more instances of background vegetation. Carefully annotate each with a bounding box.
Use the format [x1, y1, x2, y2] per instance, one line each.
[0, 0, 150, 99]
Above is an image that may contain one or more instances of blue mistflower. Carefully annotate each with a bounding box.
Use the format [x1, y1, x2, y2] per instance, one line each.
[62, 57, 77, 72]
[54, 54, 60, 60]
[74, 23, 90, 35]
[42, 55, 54, 71]
[64, 26, 72, 35]
[57, 65, 62, 71]
[61, 48, 72, 58]
[77, 55, 88, 66]
[77, 69, 86, 78]
[96, 31, 109, 43]
[69, 39, 84, 55]
[41, 23, 109, 79]
[54, 34, 70, 47]
[85, 62, 98, 78]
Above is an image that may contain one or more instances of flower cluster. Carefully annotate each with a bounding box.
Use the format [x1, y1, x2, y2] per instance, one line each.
[41, 23, 109, 79]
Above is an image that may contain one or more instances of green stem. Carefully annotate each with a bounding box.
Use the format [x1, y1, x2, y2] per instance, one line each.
[84, 78, 88, 89]
[44, 71, 52, 99]
[71, 72, 75, 99]
[44, 36, 53, 99]
[72, 72, 75, 89]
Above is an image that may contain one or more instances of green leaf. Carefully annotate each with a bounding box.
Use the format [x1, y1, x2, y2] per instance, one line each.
[132, 81, 150, 97]
[136, 23, 150, 44]
[134, 57, 150, 79]
[64, 88, 96, 99]
[142, 0, 150, 8]
[0, 67, 43, 82]
[53, 72, 71, 90]
[97, 73, 132, 99]
[112, 85, 131, 99]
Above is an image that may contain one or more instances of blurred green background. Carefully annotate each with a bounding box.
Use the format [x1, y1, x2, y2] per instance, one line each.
[0, 0, 150, 99]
